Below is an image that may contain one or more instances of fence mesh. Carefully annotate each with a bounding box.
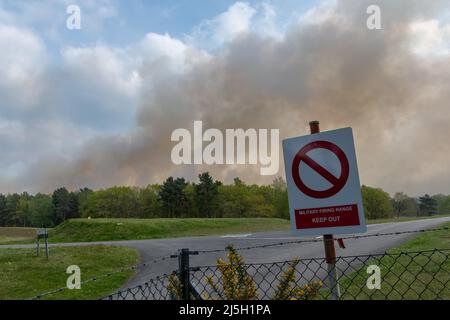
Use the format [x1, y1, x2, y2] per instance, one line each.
[103, 275, 173, 300]
[103, 248, 450, 300]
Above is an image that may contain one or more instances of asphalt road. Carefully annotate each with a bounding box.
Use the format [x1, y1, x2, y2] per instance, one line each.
[2, 216, 449, 296]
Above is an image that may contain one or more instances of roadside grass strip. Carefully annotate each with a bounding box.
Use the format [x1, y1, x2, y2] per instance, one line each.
[0, 246, 139, 300]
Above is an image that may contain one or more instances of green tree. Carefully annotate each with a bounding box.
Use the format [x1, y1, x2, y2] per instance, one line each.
[139, 185, 162, 218]
[245, 185, 276, 218]
[433, 194, 450, 215]
[17, 193, 31, 227]
[158, 177, 189, 218]
[438, 196, 450, 214]
[432, 194, 446, 208]
[185, 184, 199, 218]
[0, 194, 7, 226]
[361, 186, 393, 220]
[68, 191, 80, 219]
[5, 194, 21, 226]
[78, 188, 94, 217]
[401, 197, 420, 216]
[52, 188, 71, 224]
[217, 185, 237, 218]
[85, 187, 139, 218]
[217, 178, 250, 218]
[419, 194, 438, 216]
[194, 173, 221, 218]
[392, 192, 409, 219]
[271, 177, 289, 219]
[29, 194, 54, 227]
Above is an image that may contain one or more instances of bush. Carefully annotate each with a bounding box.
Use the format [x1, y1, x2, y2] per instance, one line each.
[168, 246, 323, 300]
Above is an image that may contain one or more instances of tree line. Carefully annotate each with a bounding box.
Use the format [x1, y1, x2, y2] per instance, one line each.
[0, 173, 447, 228]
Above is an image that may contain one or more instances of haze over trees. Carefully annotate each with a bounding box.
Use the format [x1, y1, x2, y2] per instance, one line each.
[0, 173, 446, 228]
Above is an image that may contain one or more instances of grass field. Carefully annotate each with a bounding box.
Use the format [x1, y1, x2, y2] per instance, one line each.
[0, 227, 38, 244]
[1, 215, 449, 245]
[0, 246, 139, 300]
[1, 220, 448, 300]
[45, 218, 291, 243]
[335, 221, 450, 300]
[366, 214, 450, 225]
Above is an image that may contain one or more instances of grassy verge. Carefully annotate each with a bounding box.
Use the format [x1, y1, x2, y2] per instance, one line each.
[0, 227, 38, 244]
[45, 218, 291, 243]
[0, 246, 139, 300]
[367, 214, 450, 225]
[1, 214, 448, 245]
[335, 221, 450, 300]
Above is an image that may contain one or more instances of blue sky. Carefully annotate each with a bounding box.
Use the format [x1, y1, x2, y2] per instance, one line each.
[0, 0, 321, 133]
[0, 0, 323, 190]
[1, 0, 450, 195]
[0, 0, 318, 54]
[110, 0, 316, 38]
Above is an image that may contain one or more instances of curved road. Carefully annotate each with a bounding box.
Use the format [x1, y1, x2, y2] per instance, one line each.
[2, 217, 449, 292]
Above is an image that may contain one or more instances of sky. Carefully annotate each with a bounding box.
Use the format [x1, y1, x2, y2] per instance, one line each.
[0, 0, 450, 196]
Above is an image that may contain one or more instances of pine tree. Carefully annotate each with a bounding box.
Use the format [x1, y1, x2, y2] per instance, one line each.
[194, 172, 221, 218]
[52, 188, 71, 224]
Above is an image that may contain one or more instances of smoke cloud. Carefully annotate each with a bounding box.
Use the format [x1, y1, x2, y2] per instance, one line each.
[1, 0, 450, 196]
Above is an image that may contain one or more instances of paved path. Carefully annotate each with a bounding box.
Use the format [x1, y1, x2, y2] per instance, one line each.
[2, 217, 449, 293]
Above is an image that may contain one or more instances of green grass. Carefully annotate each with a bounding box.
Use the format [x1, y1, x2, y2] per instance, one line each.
[0, 214, 448, 245]
[334, 221, 450, 300]
[44, 218, 291, 243]
[0, 246, 139, 300]
[367, 213, 450, 225]
[0, 227, 38, 244]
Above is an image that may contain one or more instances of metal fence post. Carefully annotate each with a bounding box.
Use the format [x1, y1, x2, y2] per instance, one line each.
[178, 249, 190, 300]
[324, 234, 341, 300]
[45, 233, 49, 260]
[310, 121, 341, 300]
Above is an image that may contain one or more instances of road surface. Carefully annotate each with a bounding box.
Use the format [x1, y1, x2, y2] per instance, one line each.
[2, 217, 449, 297]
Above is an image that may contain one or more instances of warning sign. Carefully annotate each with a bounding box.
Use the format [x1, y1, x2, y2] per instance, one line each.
[283, 128, 366, 236]
[292, 141, 349, 199]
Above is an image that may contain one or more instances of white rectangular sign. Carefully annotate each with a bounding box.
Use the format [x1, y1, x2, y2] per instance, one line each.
[283, 127, 367, 236]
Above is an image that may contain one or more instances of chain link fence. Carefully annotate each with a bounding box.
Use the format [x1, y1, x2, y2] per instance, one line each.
[104, 275, 173, 300]
[103, 248, 450, 300]
[20, 227, 449, 300]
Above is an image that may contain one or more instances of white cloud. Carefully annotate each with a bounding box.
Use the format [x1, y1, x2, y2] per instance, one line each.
[139, 33, 191, 72]
[1, 0, 450, 195]
[62, 45, 141, 97]
[0, 7, 14, 23]
[0, 116, 97, 181]
[409, 19, 450, 56]
[0, 0, 120, 44]
[78, 0, 120, 34]
[213, 2, 256, 43]
[189, 2, 257, 49]
[252, 3, 282, 39]
[0, 23, 46, 109]
[299, 0, 340, 26]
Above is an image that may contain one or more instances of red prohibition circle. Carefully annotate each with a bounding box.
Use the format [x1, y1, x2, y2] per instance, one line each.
[292, 141, 349, 199]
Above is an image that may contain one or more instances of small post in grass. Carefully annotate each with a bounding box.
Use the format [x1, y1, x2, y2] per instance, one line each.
[36, 228, 49, 260]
